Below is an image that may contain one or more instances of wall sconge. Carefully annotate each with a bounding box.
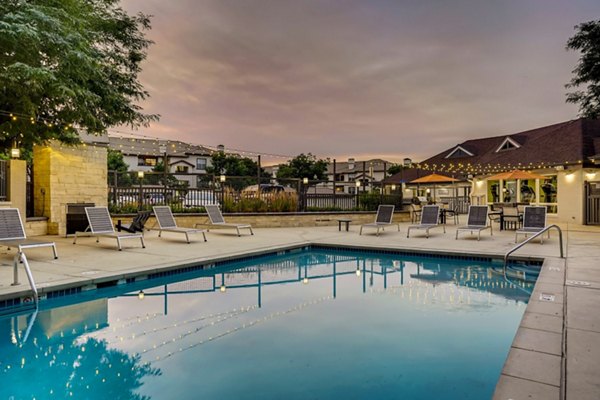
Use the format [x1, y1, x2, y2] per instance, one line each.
[220, 284, 226, 293]
[10, 147, 20, 159]
[302, 177, 309, 185]
[355, 267, 361, 277]
[555, 165, 565, 171]
[391, 184, 397, 190]
[565, 172, 576, 183]
[220, 174, 226, 183]
[137, 290, 145, 300]
[585, 172, 596, 180]
[355, 181, 361, 187]
[137, 171, 144, 179]
[302, 277, 309, 284]
[425, 188, 431, 194]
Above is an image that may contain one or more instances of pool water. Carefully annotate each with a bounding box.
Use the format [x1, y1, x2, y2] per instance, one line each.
[0, 249, 536, 400]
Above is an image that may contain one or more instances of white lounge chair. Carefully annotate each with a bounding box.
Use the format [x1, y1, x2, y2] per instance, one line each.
[515, 206, 549, 244]
[0, 208, 58, 259]
[407, 205, 446, 238]
[73, 207, 145, 251]
[455, 205, 492, 240]
[201, 205, 253, 236]
[359, 205, 399, 236]
[152, 206, 207, 243]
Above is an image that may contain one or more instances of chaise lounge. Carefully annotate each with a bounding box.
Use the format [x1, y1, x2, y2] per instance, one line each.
[359, 204, 399, 236]
[201, 205, 253, 236]
[73, 206, 145, 250]
[152, 206, 207, 243]
[455, 205, 492, 241]
[407, 205, 446, 238]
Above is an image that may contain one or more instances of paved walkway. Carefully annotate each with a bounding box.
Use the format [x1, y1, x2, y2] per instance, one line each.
[0, 218, 598, 399]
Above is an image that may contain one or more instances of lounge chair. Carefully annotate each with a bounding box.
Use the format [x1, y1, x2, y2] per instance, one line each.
[152, 206, 207, 243]
[359, 205, 399, 236]
[406, 205, 446, 238]
[0, 208, 58, 259]
[410, 204, 422, 223]
[455, 205, 492, 240]
[201, 205, 253, 236]
[116, 210, 151, 233]
[515, 206, 549, 244]
[73, 207, 145, 250]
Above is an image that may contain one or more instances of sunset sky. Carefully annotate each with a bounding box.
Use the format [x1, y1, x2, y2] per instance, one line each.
[120, 0, 599, 164]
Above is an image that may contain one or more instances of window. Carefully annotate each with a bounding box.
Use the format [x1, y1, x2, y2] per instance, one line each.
[445, 146, 474, 159]
[196, 158, 207, 171]
[176, 166, 189, 173]
[495, 137, 521, 153]
[138, 156, 157, 166]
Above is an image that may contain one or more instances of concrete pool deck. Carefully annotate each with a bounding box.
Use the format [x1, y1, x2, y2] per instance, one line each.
[0, 217, 598, 399]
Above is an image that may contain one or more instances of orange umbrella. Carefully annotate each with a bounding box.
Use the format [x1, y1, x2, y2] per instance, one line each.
[485, 169, 546, 181]
[409, 173, 459, 184]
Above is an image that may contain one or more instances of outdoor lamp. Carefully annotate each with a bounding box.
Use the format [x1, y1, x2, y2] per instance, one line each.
[137, 171, 144, 179]
[10, 147, 20, 159]
[303, 177, 309, 184]
[137, 290, 145, 300]
[355, 267, 361, 277]
[425, 188, 430, 194]
[303, 277, 309, 284]
[391, 184, 397, 191]
[220, 284, 227, 293]
[220, 174, 226, 183]
[355, 181, 361, 187]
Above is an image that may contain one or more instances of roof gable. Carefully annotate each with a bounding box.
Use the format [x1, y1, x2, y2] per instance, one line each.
[445, 145, 474, 159]
[495, 137, 521, 153]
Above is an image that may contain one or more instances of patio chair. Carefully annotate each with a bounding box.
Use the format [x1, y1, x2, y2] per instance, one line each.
[73, 207, 145, 251]
[0, 208, 58, 259]
[410, 204, 422, 223]
[515, 206, 549, 244]
[406, 205, 446, 238]
[455, 205, 492, 240]
[359, 205, 399, 236]
[502, 206, 522, 230]
[116, 210, 151, 233]
[200, 205, 253, 236]
[152, 206, 207, 243]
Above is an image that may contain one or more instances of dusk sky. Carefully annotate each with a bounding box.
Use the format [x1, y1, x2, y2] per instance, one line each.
[120, 0, 599, 164]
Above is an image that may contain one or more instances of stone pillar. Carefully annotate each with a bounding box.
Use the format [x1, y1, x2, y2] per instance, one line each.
[33, 141, 108, 236]
[8, 159, 27, 217]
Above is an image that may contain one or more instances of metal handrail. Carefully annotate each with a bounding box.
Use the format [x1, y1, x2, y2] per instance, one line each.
[503, 224, 564, 275]
[11, 251, 39, 306]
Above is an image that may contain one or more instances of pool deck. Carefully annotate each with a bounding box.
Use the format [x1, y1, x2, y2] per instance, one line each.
[0, 218, 599, 400]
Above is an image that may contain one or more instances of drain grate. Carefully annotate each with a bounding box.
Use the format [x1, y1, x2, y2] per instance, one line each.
[566, 280, 591, 287]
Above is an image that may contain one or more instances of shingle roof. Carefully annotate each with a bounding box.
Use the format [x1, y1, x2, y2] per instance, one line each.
[327, 158, 392, 174]
[417, 119, 600, 174]
[108, 137, 213, 157]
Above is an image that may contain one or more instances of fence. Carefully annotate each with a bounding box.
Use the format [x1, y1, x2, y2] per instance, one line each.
[0, 160, 7, 202]
[107, 171, 466, 214]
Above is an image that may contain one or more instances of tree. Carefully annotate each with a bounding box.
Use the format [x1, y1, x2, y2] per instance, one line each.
[207, 152, 269, 190]
[566, 20, 600, 118]
[107, 148, 132, 186]
[276, 153, 329, 181]
[386, 163, 403, 176]
[0, 0, 158, 150]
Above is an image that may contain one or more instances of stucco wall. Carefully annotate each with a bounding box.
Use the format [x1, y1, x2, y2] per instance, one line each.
[33, 141, 108, 235]
[557, 169, 585, 225]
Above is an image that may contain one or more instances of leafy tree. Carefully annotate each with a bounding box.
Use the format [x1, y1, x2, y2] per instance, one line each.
[566, 20, 600, 118]
[276, 153, 329, 181]
[386, 163, 403, 176]
[207, 152, 268, 190]
[107, 149, 132, 186]
[0, 0, 158, 151]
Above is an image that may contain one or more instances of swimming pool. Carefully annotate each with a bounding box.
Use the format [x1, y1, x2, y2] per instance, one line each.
[0, 248, 537, 399]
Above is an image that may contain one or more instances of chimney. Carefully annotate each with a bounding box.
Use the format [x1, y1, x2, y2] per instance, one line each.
[217, 144, 225, 153]
[348, 158, 355, 170]
[403, 158, 412, 167]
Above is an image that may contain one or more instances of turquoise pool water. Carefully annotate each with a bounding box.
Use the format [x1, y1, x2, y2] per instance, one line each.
[0, 249, 536, 399]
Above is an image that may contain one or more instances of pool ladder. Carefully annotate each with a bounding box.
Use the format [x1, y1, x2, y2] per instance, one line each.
[11, 251, 39, 306]
[503, 224, 564, 278]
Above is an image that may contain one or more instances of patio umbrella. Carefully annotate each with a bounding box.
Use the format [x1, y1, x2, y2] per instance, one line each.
[485, 169, 546, 181]
[409, 174, 459, 203]
[409, 173, 459, 184]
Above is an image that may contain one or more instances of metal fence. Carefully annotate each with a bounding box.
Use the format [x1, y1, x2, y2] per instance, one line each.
[0, 160, 7, 202]
[107, 171, 409, 213]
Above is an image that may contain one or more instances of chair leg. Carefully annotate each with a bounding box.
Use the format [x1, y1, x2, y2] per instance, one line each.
[73, 232, 78, 245]
[202, 231, 207, 242]
[359, 226, 363, 235]
[185, 232, 190, 244]
[249, 227, 254, 235]
[140, 236, 146, 248]
[116, 237, 122, 251]
[236, 227, 241, 237]
[52, 244, 58, 259]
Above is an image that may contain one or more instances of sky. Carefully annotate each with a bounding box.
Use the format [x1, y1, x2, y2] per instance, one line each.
[120, 0, 599, 164]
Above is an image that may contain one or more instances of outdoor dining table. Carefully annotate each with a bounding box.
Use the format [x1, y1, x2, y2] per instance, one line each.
[488, 210, 523, 230]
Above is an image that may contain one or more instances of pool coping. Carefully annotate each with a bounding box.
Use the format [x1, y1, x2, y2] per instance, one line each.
[0, 241, 564, 399]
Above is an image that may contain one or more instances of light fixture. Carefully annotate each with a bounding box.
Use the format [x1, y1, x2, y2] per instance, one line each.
[10, 147, 20, 159]
[220, 284, 226, 293]
[302, 277, 309, 284]
[555, 165, 565, 171]
[355, 267, 361, 277]
[585, 172, 596, 180]
[219, 174, 226, 183]
[425, 188, 431, 194]
[137, 171, 144, 179]
[302, 177, 309, 184]
[355, 181, 361, 187]
[391, 184, 396, 190]
[137, 290, 145, 300]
